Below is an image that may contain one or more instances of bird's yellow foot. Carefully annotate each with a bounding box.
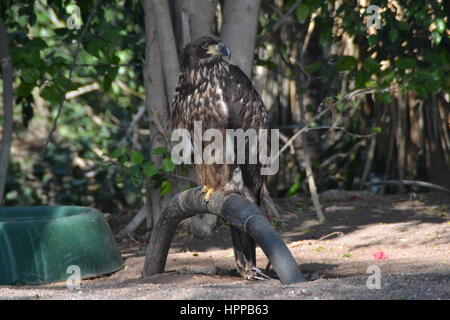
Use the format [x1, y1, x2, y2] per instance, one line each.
[201, 186, 215, 200]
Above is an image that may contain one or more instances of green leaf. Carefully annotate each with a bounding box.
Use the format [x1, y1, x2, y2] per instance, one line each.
[17, 82, 34, 97]
[128, 164, 140, 179]
[160, 180, 171, 195]
[373, 127, 382, 133]
[102, 76, 113, 92]
[396, 58, 416, 70]
[287, 176, 302, 196]
[355, 71, 368, 88]
[363, 58, 379, 74]
[84, 40, 104, 58]
[434, 19, 445, 34]
[304, 61, 321, 74]
[22, 68, 40, 84]
[367, 35, 378, 47]
[296, 4, 310, 22]
[319, 29, 332, 46]
[40, 85, 62, 104]
[431, 31, 442, 45]
[398, 22, 409, 31]
[365, 80, 377, 88]
[335, 56, 357, 71]
[143, 163, 158, 177]
[388, 28, 399, 43]
[117, 155, 128, 165]
[130, 150, 144, 164]
[152, 147, 168, 155]
[28, 38, 47, 49]
[162, 158, 175, 173]
[111, 148, 125, 159]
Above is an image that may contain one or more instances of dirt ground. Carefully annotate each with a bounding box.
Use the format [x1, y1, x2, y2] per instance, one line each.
[1, 191, 449, 300]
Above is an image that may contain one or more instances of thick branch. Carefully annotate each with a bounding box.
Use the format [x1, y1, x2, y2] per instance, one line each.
[142, 188, 305, 284]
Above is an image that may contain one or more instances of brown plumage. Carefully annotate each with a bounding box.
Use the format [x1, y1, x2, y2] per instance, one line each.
[171, 35, 270, 279]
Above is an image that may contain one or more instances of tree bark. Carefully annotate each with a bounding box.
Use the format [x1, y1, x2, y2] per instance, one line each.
[149, 0, 180, 101]
[220, 0, 261, 77]
[0, 17, 14, 204]
[188, 0, 218, 40]
[143, 0, 172, 228]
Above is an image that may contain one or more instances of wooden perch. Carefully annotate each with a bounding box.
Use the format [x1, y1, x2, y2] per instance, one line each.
[142, 187, 305, 284]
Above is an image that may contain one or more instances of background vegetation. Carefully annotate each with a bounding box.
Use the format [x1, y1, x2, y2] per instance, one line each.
[0, 0, 449, 234]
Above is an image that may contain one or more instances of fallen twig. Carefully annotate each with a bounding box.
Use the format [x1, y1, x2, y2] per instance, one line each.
[318, 232, 344, 241]
[365, 180, 450, 193]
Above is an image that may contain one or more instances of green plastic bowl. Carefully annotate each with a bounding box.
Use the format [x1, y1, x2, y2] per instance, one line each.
[0, 206, 123, 285]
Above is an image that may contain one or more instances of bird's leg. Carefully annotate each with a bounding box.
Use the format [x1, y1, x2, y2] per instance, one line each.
[201, 186, 215, 200]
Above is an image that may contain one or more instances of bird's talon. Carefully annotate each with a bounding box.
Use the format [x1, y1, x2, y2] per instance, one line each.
[250, 267, 272, 281]
[201, 186, 215, 200]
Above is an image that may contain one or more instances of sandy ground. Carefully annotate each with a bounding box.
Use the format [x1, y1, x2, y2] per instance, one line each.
[0, 192, 449, 300]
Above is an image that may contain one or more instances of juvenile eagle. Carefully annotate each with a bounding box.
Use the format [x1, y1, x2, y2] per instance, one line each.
[171, 35, 270, 279]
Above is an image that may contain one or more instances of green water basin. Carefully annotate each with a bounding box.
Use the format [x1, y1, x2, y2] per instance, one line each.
[0, 206, 123, 285]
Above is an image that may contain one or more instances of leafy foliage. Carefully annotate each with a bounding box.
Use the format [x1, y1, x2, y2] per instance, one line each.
[0, 0, 449, 213]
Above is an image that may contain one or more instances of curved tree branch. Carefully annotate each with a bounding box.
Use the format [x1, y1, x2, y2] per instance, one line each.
[142, 187, 305, 284]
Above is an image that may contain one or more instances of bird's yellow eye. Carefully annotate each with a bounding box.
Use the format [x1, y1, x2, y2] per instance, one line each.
[202, 43, 209, 49]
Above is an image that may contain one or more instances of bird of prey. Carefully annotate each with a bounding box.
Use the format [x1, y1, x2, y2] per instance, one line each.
[171, 34, 270, 280]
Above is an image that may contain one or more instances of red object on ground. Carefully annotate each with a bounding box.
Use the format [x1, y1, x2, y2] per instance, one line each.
[373, 251, 389, 260]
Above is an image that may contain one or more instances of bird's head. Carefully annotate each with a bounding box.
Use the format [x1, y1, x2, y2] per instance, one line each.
[181, 35, 231, 69]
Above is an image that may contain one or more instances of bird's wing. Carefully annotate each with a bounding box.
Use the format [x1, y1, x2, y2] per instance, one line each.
[171, 73, 190, 131]
[223, 64, 270, 203]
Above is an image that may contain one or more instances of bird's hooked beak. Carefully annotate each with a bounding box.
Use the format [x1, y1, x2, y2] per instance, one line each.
[219, 42, 231, 60]
[208, 42, 231, 60]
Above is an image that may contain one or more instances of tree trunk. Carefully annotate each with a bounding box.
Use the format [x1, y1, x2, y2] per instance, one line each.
[188, 0, 218, 40]
[143, 0, 172, 228]
[173, 0, 218, 49]
[220, 0, 261, 77]
[149, 0, 180, 101]
[0, 17, 14, 204]
[423, 96, 450, 188]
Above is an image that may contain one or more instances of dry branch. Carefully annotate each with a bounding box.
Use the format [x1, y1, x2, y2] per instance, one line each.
[270, 88, 389, 166]
[365, 180, 450, 193]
